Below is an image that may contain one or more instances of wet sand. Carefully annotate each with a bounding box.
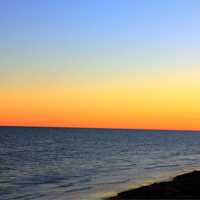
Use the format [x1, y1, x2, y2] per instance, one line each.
[106, 170, 200, 199]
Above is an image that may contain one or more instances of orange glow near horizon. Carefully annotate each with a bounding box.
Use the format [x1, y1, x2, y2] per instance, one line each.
[2, 71, 200, 131]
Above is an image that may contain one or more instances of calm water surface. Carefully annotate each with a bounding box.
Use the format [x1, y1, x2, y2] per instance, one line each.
[1, 127, 200, 200]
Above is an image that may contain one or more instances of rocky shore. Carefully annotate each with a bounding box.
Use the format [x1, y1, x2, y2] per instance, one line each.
[107, 170, 200, 199]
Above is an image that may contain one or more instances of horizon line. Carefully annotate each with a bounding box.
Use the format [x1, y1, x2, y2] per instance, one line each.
[0, 125, 200, 132]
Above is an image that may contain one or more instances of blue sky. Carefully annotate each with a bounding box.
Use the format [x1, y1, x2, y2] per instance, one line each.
[2, 0, 200, 81]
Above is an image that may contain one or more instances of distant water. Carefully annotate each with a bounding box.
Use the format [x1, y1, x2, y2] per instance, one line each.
[1, 127, 200, 200]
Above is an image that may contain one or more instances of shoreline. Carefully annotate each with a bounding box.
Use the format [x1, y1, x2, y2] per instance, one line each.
[106, 170, 200, 199]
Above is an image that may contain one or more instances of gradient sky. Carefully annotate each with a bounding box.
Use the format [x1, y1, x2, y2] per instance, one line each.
[1, 0, 200, 130]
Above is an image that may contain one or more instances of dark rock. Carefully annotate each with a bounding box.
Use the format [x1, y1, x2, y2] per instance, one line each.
[107, 170, 200, 199]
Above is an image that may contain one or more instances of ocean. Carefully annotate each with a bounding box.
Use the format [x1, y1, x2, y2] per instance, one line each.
[1, 127, 200, 200]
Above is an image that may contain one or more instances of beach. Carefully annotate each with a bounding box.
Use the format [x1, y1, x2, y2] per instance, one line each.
[107, 170, 200, 199]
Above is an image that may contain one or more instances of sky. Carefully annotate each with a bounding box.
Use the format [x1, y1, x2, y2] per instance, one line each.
[1, 0, 200, 130]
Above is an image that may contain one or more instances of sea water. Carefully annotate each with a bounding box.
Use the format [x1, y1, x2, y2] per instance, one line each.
[1, 127, 200, 200]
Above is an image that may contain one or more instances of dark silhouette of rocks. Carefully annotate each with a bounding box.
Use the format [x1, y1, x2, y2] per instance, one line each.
[107, 170, 200, 199]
